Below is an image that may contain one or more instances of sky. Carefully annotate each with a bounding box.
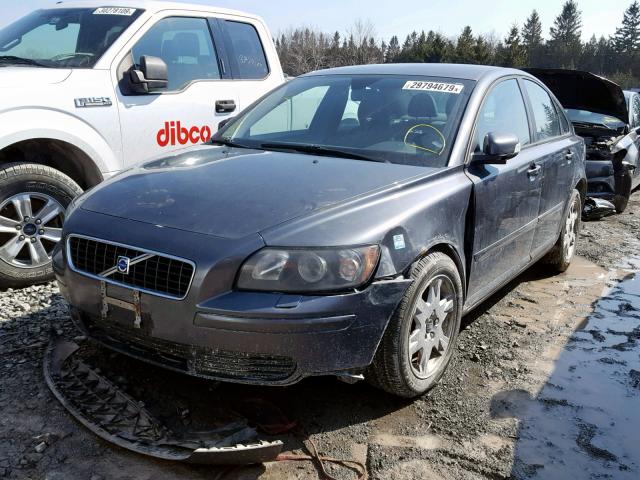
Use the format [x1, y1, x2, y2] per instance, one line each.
[0, 0, 634, 43]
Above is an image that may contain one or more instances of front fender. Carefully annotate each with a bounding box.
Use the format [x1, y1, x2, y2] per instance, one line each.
[0, 108, 118, 174]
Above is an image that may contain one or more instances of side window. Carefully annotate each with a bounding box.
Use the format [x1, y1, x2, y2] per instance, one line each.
[523, 80, 561, 141]
[632, 96, 640, 127]
[223, 20, 269, 79]
[250, 86, 330, 135]
[131, 17, 220, 91]
[474, 79, 531, 153]
[558, 103, 570, 134]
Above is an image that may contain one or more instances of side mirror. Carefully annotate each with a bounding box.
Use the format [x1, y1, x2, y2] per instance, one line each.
[129, 55, 168, 94]
[475, 132, 521, 164]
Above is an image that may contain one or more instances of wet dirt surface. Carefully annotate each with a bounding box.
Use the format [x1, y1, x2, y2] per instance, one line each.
[1, 193, 639, 480]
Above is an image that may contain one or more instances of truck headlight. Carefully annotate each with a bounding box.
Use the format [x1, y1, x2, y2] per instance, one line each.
[237, 245, 380, 293]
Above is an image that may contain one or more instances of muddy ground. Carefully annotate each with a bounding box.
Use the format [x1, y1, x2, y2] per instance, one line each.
[1, 193, 639, 480]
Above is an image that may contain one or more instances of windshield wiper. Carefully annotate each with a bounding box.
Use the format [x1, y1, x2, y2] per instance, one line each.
[259, 142, 385, 163]
[210, 138, 253, 149]
[0, 56, 50, 68]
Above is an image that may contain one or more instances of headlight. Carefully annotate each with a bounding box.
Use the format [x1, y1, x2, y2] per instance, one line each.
[237, 245, 380, 293]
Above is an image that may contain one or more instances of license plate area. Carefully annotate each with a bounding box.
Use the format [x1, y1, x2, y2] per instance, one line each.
[101, 281, 142, 329]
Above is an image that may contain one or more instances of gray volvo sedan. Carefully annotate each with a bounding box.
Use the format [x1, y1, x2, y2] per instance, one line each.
[54, 64, 586, 398]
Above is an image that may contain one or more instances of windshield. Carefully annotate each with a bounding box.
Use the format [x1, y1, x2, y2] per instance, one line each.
[566, 109, 626, 130]
[0, 8, 144, 68]
[218, 74, 475, 167]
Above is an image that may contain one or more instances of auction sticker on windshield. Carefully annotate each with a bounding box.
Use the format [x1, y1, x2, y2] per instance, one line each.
[93, 7, 137, 15]
[403, 81, 464, 94]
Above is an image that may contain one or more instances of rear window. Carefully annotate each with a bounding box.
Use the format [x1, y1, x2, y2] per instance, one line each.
[223, 20, 268, 79]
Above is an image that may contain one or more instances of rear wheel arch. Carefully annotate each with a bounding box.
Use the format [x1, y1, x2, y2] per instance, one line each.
[575, 178, 587, 206]
[0, 138, 103, 189]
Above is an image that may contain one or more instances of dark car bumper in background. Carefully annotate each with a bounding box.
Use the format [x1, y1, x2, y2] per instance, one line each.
[54, 210, 411, 386]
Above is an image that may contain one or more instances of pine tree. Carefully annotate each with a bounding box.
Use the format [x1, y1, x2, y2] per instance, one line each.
[455, 26, 475, 63]
[613, 1, 640, 52]
[503, 24, 526, 67]
[522, 10, 543, 47]
[386, 35, 400, 62]
[549, 0, 583, 68]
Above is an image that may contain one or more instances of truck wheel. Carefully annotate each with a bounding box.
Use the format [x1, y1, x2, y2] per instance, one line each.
[613, 193, 629, 213]
[367, 252, 463, 398]
[543, 189, 581, 273]
[0, 163, 82, 288]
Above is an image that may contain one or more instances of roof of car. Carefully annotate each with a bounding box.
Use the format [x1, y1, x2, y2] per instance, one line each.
[44, 0, 259, 20]
[302, 63, 526, 81]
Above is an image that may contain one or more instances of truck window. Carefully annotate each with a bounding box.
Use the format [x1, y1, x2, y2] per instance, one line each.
[131, 17, 220, 91]
[222, 20, 269, 80]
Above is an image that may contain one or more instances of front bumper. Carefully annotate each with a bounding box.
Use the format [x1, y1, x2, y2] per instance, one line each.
[55, 212, 411, 386]
[585, 159, 632, 200]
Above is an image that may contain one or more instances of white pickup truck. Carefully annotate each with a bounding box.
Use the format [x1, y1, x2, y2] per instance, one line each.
[0, 1, 285, 287]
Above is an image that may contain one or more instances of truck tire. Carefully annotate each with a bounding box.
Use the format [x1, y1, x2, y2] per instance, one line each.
[543, 189, 581, 273]
[0, 163, 82, 288]
[367, 252, 463, 398]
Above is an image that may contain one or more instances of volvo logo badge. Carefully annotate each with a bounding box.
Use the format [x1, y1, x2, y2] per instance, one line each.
[116, 256, 131, 275]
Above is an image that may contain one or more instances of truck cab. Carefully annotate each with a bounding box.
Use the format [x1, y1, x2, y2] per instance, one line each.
[0, 1, 284, 287]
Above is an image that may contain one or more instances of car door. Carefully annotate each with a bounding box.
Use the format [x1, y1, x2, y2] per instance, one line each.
[115, 15, 274, 168]
[465, 78, 542, 305]
[521, 78, 580, 258]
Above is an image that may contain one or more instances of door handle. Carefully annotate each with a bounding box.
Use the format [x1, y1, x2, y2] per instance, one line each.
[215, 99, 236, 113]
[527, 164, 542, 177]
[565, 151, 574, 160]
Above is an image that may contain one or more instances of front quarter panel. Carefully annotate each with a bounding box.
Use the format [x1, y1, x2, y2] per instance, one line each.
[260, 166, 474, 281]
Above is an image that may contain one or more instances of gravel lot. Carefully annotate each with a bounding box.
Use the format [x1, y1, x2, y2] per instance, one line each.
[1, 193, 639, 480]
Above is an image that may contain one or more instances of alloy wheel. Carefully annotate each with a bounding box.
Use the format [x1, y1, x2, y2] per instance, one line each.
[408, 275, 457, 379]
[563, 199, 578, 261]
[0, 193, 64, 268]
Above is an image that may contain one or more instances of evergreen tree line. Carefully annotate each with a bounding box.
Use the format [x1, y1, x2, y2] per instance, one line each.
[275, 0, 640, 88]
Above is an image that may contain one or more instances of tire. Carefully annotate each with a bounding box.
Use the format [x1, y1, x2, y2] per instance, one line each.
[543, 189, 581, 273]
[613, 193, 629, 214]
[367, 252, 463, 398]
[0, 163, 82, 288]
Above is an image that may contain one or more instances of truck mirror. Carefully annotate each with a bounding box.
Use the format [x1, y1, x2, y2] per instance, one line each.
[129, 55, 168, 94]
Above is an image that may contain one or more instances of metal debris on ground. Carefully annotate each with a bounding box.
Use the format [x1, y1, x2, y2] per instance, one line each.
[582, 197, 616, 221]
[43, 339, 283, 465]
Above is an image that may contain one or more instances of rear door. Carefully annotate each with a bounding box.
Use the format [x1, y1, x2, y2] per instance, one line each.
[628, 94, 640, 188]
[521, 78, 579, 258]
[465, 78, 543, 304]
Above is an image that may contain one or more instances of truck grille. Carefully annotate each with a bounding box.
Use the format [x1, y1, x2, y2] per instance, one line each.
[67, 236, 195, 299]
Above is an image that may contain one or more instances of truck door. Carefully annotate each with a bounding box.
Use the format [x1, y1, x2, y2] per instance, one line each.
[115, 15, 275, 167]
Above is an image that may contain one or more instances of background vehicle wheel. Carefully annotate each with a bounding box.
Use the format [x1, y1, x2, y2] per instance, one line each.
[0, 163, 82, 288]
[543, 189, 581, 273]
[367, 252, 463, 398]
[613, 193, 629, 214]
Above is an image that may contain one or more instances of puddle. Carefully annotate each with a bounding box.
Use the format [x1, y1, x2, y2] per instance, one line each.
[496, 265, 640, 479]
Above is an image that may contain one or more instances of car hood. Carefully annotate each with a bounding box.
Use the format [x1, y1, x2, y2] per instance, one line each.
[525, 68, 628, 124]
[80, 146, 432, 239]
[0, 67, 72, 87]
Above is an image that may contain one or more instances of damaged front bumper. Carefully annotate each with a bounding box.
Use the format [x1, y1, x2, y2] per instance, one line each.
[44, 339, 283, 464]
[53, 214, 411, 386]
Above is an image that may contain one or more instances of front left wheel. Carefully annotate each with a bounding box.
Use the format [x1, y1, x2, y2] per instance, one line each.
[367, 252, 463, 398]
[0, 163, 82, 288]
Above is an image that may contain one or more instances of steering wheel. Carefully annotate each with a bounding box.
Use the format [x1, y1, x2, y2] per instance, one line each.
[404, 124, 446, 155]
